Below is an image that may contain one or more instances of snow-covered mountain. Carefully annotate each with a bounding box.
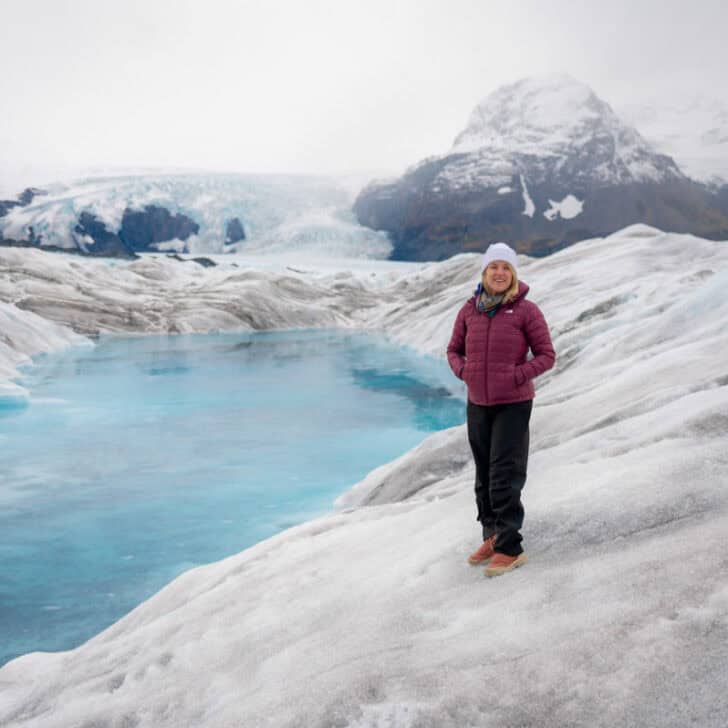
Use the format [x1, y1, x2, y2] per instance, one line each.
[619, 95, 728, 186]
[0, 173, 391, 259]
[449, 73, 681, 187]
[354, 74, 728, 260]
[1, 225, 727, 726]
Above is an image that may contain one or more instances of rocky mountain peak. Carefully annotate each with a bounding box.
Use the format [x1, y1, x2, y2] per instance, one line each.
[452, 74, 604, 153]
[441, 73, 682, 188]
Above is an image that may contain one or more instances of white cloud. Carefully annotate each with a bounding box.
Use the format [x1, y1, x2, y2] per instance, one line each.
[1, 0, 728, 188]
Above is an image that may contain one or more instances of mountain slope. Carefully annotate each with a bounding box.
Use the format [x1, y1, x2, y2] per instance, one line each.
[619, 95, 728, 186]
[354, 75, 728, 260]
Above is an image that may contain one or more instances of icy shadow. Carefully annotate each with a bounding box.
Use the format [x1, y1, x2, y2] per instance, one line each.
[350, 366, 463, 431]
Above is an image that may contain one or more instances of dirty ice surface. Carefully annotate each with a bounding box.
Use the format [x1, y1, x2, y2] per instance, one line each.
[0, 225, 727, 727]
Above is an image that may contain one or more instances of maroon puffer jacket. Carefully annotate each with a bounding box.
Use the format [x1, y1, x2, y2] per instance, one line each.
[447, 281, 555, 405]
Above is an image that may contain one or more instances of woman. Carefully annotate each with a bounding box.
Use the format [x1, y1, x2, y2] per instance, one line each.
[447, 242, 555, 577]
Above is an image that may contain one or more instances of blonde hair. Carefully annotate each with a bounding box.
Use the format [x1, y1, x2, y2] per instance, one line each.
[481, 262, 519, 303]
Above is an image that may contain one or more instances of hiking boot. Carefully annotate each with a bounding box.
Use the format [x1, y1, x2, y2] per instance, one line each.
[484, 552, 528, 577]
[467, 535, 496, 565]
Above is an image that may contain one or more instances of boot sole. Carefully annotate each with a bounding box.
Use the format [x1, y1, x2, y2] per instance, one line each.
[484, 553, 528, 577]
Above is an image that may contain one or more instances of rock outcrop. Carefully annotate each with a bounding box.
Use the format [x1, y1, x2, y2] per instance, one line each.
[224, 217, 246, 245]
[74, 212, 137, 258]
[0, 187, 45, 217]
[118, 205, 199, 252]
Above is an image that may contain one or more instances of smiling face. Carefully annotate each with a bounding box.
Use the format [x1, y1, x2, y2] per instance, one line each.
[483, 260, 513, 295]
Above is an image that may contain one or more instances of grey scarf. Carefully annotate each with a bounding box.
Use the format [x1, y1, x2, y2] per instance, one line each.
[477, 290, 505, 313]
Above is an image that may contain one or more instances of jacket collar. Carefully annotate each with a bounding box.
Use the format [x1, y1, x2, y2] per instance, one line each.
[472, 280, 529, 303]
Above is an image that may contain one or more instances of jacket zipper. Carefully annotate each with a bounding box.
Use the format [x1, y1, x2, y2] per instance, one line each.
[473, 298, 493, 403]
[475, 290, 521, 404]
[484, 310, 492, 403]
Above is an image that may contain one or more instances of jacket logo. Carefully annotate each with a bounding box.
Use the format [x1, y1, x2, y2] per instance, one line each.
[505, 309, 514, 314]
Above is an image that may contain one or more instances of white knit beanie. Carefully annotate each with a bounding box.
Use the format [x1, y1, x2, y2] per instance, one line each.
[481, 242, 518, 274]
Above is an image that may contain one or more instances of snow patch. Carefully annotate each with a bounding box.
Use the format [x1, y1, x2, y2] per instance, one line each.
[520, 174, 535, 217]
[544, 194, 584, 220]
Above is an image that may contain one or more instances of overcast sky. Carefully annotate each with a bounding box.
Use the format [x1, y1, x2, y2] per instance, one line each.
[1, 0, 727, 190]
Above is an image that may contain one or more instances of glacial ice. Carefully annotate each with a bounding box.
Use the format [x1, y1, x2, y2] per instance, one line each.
[0, 173, 393, 258]
[0, 223, 727, 727]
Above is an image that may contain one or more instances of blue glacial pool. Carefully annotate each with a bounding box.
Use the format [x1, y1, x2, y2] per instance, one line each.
[0, 329, 464, 665]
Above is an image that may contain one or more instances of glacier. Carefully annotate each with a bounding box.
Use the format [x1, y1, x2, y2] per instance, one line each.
[0, 172, 392, 258]
[0, 224, 727, 726]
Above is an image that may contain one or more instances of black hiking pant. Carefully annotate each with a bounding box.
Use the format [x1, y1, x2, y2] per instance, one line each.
[467, 399, 532, 556]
